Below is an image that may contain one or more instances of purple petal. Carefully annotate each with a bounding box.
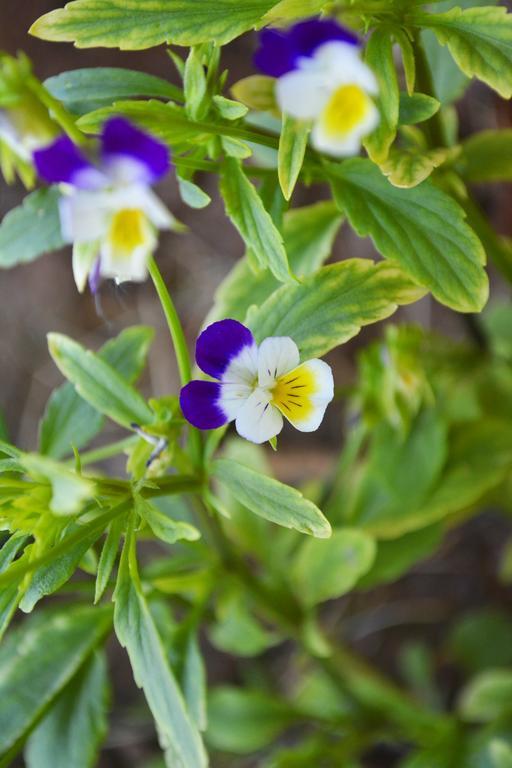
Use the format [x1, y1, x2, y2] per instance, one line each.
[101, 117, 170, 183]
[254, 28, 297, 77]
[290, 19, 360, 58]
[88, 257, 102, 294]
[180, 381, 228, 430]
[195, 319, 255, 380]
[254, 19, 360, 77]
[33, 136, 103, 189]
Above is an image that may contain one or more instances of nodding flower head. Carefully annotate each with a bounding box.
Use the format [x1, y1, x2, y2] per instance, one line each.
[254, 18, 379, 157]
[33, 117, 176, 292]
[180, 319, 334, 445]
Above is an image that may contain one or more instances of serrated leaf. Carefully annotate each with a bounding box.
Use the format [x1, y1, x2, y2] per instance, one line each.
[399, 93, 440, 125]
[278, 114, 310, 200]
[381, 147, 453, 188]
[247, 259, 425, 359]
[25, 650, 109, 768]
[220, 158, 292, 283]
[329, 158, 488, 312]
[0, 188, 64, 268]
[418, 6, 512, 98]
[208, 201, 342, 325]
[364, 27, 399, 164]
[40, 326, 154, 459]
[460, 129, 512, 183]
[48, 333, 153, 429]
[291, 528, 376, 606]
[30, 0, 275, 49]
[212, 458, 331, 538]
[114, 529, 207, 768]
[0, 604, 111, 757]
[44, 67, 182, 116]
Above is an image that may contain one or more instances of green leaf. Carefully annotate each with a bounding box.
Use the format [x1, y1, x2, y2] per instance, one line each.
[30, 0, 276, 49]
[184, 47, 208, 121]
[447, 610, 512, 674]
[212, 95, 248, 121]
[490, 741, 512, 768]
[0, 604, 111, 757]
[177, 176, 211, 209]
[460, 129, 512, 183]
[381, 147, 454, 188]
[136, 496, 200, 545]
[182, 632, 207, 732]
[278, 114, 310, 200]
[77, 100, 210, 145]
[40, 326, 154, 459]
[207, 687, 294, 754]
[48, 333, 153, 429]
[220, 158, 292, 283]
[459, 670, 512, 722]
[247, 259, 425, 359]
[418, 6, 512, 98]
[210, 584, 278, 657]
[263, 0, 326, 22]
[94, 516, 124, 604]
[230, 75, 277, 113]
[329, 158, 488, 312]
[399, 93, 441, 125]
[25, 650, 110, 768]
[0, 188, 64, 268]
[208, 201, 342, 326]
[211, 458, 331, 538]
[21, 454, 95, 516]
[113, 529, 207, 768]
[44, 67, 182, 116]
[291, 528, 376, 606]
[363, 27, 399, 164]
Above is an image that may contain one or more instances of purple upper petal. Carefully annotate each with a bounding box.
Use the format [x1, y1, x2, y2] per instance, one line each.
[180, 380, 228, 430]
[254, 18, 360, 77]
[33, 135, 103, 189]
[195, 319, 255, 380]
[101, 117, 170, 183]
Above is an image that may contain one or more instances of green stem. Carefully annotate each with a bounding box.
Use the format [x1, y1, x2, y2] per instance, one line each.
[28, 75, 85, 146]
[67, 436, 138, 467]
[148, 257, 202, 466]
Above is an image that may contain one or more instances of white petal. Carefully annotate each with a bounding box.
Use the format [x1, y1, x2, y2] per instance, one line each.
[235, 389, 283, 444]
[59, 192, 109, 244]
[276, 70, 330, 120]
[103, 184, 174, 230]
[218, 381, 254, 421]
[312, 41, 379, 94]
[222, 343, 259, 386]
[72, 240, 99, 293]
[273, 359, 334, 432]
[258, 336, 300, 387]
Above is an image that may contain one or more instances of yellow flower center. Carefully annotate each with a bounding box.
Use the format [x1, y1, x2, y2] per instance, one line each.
[322, 84, 369, 137]
[108, 209, 147, 254]
[271, 365, 316, 421]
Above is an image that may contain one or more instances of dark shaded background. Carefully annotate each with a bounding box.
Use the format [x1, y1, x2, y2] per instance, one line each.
[2, 3, 512, 767]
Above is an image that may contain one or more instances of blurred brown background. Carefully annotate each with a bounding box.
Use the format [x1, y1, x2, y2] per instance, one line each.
[2, 3, 512, 767]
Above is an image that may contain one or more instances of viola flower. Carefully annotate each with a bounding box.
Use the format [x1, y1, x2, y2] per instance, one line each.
[33, 117, 176, 292]
[254, 18, 379, 157]
[180, 319, 334, 444]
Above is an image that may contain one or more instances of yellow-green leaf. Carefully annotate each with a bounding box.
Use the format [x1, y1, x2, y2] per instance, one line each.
[278, 114, 310, 200]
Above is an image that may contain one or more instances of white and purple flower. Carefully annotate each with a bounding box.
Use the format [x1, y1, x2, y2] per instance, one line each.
[254, 18, 379, 157]
[33, 117, 176, 292]
[180, 319, 334, 444]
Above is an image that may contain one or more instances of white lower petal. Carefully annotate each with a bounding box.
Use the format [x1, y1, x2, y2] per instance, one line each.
[272, 359, 334, 432]
[72, 240, 99, 293]
[312, 100, 379, 157]
[258, 336, 300, 387]
[276, 70, 330, 120]
[104, 185, 174, 230]
[235, 389, 283, 444]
